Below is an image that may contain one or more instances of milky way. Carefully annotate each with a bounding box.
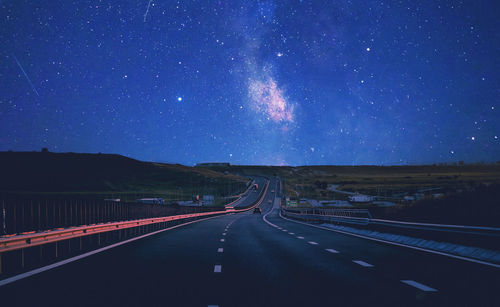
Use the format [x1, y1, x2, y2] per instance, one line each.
[248, 77, 293, 124]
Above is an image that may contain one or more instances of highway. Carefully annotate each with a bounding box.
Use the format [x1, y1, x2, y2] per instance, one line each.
[1, 177, 499, 306]
[230, 176, 267, 208]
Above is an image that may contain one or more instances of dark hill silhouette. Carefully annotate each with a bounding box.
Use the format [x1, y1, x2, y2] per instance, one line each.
[0, 151, 245, 192]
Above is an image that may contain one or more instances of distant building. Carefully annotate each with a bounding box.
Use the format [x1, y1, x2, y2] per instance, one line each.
[196, 162, 230, 167]
[348, 194, 374, 203]
[137, 198, 164, 205]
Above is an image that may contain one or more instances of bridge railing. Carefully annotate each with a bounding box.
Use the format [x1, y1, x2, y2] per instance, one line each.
[281, 208, 500, 250]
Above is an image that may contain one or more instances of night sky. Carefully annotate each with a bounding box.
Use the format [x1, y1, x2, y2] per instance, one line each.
[1, 1, 498, 165]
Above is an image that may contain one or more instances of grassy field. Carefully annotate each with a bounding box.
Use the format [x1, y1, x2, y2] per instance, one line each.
[0, 151, 249, 203]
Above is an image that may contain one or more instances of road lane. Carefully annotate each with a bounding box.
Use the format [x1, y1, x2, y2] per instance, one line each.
[263, 183, 500, 306]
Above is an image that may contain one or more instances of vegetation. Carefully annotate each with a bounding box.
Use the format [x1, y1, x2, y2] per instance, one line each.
[0, 151, 248, 203]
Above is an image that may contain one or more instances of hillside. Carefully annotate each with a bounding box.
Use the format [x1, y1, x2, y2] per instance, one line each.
[0, 151, 248, 196]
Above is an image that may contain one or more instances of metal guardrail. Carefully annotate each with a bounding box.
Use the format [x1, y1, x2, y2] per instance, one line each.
[225, 180, 255, 208]
[0, 212, 221, 254]
[0, 180, 269, 255]
[286, 208, 372, 219]
[230, 179, 255, 199]
[281, 208, 500, 237]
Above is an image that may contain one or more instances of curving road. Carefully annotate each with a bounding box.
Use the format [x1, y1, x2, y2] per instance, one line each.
[1, 177, 499, 306]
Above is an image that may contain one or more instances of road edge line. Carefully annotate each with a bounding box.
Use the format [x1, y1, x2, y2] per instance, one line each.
[279, 211, 500, 269]
[0, 214, 227, 287]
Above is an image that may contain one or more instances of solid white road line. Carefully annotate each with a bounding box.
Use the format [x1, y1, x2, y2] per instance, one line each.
[308, 241, 319, 245]
[326, 248, 339, 254]
[217, 248, 223, 253]
[279, 211, 500, 269]
[401, 280, 437, 292]
[297, 236, 304, 239]
[353, 260, 374, 267]
[220, 239, 225, 242]
[0, 214, 227, 287]
[214, 265, 222, 273]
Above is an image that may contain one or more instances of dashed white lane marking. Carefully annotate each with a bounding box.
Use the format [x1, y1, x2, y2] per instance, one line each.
[326, 248, 339, 254]
[214, 265, 222, 273]
[289, 232, 294, 235]
[279, 211, 500, 269]
[220, 239, 225, 242]
[353, 260, 373, 267]
[281, 229, 287, 232]
[222, 233, 226, 236]
[308, 241, 318, 245]
[401, 280, 437, 292]
[217, 248, 223, 253]
[297, 236, 304, 239]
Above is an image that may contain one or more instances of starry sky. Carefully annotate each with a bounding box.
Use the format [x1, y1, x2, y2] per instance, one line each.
[0, 1, 499, 166]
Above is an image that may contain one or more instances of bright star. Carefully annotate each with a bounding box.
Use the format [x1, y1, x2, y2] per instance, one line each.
[366, 47, 371, 52]
[177, 97, 182, 102]
[277, 52, 283, 57]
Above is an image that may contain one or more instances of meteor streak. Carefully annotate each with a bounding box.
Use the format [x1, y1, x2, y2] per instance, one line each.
[13, 55, 39, 97]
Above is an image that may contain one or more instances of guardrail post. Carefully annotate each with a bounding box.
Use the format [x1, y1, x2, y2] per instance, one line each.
[2, 202, 5, 235]
[30, 200, 34, 231]
[21, 201, 25, 232]
[37, 201, 41, 231]
[52, 203, 55, 229]
[21, 248, 24, 269]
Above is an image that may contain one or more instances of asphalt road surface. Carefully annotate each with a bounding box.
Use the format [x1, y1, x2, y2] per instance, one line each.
[1, 177, 499, 306]
[231, 176, 267, 208]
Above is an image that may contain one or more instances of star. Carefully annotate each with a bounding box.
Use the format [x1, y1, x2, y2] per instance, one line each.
[277, 52, 283, 57]
[366, 47, 371, 52]
[177, 97, 182, 102]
